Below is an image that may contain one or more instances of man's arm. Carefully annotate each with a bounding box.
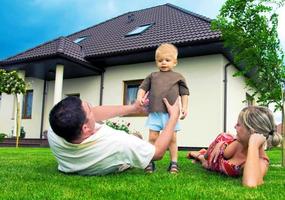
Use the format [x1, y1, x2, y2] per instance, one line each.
[91, 93, 148, 122]
[152, 97, 180, 160]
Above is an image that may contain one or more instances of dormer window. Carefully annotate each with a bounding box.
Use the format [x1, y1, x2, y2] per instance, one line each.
[73, 36, 87, 44]
[126, 24, 153, 36]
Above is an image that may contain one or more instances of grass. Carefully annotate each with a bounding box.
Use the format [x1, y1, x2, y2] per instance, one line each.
[0, 148, 284, 200]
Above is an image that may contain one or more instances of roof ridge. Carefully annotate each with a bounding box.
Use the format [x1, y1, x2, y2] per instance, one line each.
[166, 3, 213, 22]
[3, 37, 62, 61]
[67, 4, 165, 38]
[56, 36, 66, 54]
[57, 36, 86, 59]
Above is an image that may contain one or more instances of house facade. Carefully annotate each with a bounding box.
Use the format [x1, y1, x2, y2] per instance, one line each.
[0, 4, 251, 148]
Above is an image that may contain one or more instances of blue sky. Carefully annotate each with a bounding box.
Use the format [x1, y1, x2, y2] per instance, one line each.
[0, 0, 284, 60]
[0, 0, 283, 122]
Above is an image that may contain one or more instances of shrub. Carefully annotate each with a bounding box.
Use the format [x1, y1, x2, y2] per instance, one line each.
[106, 120, 143, 139]
[106, 120, 130, 133]
[0, 133, 7, 143]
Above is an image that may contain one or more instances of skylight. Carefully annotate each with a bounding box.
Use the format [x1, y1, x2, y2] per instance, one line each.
[73, 36, 87, 44]
[126, 24, 153, 36]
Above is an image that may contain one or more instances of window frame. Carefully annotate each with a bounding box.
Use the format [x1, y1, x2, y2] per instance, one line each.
[123, 79, 146, 117]
[22, 90, 33, 119]
[125, 23, 154, 37]
[65, 93, 80, 98]
[73, 36, 87, 44]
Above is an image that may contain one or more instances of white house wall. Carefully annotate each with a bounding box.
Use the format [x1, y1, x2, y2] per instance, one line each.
[42, 76, 101, 133]
[103, 54, 226, 147]
[0, 94, 15, 137]
[0, 77, 44, 138]
[1, 55, 250, 148]
[225, 59, 249, 135]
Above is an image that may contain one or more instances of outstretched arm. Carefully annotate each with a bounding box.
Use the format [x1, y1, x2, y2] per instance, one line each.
[152, 97, 180, 160]
[242, 134, 269, 188]
[91, 93, 148, 122]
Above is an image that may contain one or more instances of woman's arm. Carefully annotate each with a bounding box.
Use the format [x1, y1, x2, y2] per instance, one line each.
[223, 141, 240, 159]
[242, 134, 268, 188]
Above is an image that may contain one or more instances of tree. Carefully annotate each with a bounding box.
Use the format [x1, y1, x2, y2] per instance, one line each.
[212, 0, 285, 166]
[0, 69, 26, 147]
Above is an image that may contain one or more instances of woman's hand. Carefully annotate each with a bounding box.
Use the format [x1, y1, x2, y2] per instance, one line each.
[248, 133, 266, 149]
[209, 141, 225, 164]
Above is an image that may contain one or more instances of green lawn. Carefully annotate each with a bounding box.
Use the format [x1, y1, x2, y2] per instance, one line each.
[0, 147, 284, 200]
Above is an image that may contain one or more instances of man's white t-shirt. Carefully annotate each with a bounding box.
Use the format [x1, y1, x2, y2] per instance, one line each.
[48, 123, 155, 175]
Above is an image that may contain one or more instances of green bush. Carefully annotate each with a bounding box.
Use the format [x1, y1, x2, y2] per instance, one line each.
[106, 120, 130, 133]
[0, 133, 7, 143]
[20, 127, 26, 139]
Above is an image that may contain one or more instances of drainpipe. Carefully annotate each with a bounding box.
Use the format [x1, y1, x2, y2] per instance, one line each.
[223, 63, 231, 132]
[40, 79, 47, 139]
[99, 72, 104, 105]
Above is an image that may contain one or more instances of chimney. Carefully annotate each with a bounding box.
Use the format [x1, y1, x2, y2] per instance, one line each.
[127, 14, 134, 23]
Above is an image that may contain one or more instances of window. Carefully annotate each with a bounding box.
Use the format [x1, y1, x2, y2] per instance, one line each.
[65, 93, 80, 98]
[22, 90, 33, 119]
[0, 94, 2, 109]
[126, 24, 153, 36]
[73, 36, 87, 44]
[123, 80, 143, 105]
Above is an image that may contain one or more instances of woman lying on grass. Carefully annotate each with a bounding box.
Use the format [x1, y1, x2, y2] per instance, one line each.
[188, 106, 282, 188]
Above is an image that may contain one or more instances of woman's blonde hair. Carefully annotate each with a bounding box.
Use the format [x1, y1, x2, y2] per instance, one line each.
[239, 106, 282, 147]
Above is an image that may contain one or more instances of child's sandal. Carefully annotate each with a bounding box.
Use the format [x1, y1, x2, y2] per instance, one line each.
[168, 161, 179, 174]
[144, 161, 155, 173]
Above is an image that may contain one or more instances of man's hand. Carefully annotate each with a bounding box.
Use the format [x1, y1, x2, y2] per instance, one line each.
[163, 97, 180, 120]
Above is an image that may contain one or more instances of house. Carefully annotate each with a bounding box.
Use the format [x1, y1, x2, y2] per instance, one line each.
[0, 4, 252, 148]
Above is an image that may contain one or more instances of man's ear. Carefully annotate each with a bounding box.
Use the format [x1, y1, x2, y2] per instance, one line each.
[81, 124, 89, 134]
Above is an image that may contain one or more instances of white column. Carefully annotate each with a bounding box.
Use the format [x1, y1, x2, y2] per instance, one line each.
[53, 64, 64, 105]
[13, 70, 25, 137]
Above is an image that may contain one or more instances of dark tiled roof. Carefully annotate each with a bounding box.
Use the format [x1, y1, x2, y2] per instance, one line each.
[68, 3, 221, 58]
[1, 3, 221, 65]
[1, 37, 89, 65]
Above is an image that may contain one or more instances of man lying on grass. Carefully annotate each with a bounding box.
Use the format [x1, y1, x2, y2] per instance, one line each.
[48, 95, 180, 175]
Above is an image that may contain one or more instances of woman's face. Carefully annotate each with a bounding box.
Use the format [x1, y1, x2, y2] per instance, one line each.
[235, 120, 251, 144]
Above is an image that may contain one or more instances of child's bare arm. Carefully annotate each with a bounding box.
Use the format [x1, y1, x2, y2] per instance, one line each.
[137, 89, 147, 105]
[180, 95, 189, 120]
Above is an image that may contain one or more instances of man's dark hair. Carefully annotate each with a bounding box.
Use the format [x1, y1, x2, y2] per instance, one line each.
[49, 96, 86, 142]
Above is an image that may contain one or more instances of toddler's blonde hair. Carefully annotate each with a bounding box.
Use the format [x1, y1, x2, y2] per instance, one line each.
[155, 43, 178, 60]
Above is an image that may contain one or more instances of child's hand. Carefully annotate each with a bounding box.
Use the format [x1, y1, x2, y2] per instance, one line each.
[180, 108, 188, 120]
[137, 91, 149, 106]
[140, 91, 149, 106]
